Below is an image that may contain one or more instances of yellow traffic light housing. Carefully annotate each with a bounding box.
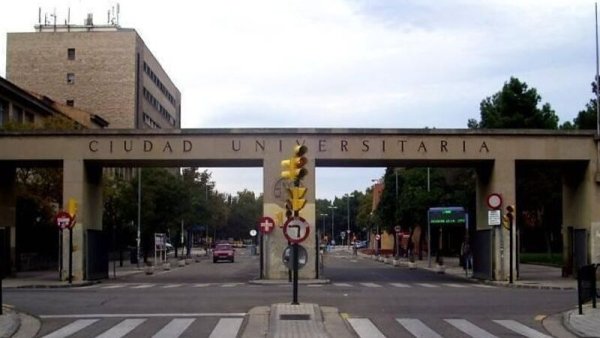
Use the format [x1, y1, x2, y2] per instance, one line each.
[288, 187, 307, 212]
[68, 198, 78, 217]
[280, 145, 308, 182]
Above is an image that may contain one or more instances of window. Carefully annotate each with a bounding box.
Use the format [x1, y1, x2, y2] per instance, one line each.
[67, 73, 75, 84]
[67, 48, 76, 60]
[0, 98, 8, 126]
[66, 100, 74, 107]
[12, 106, 23, 123]
[25, 112, 34, 123]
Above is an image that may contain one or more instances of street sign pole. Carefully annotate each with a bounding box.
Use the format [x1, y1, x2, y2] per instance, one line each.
[68, 226, 73, 284]
[292, 243, 299, 305]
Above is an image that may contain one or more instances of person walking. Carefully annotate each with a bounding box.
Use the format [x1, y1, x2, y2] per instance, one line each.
[461, 237, 473, 277]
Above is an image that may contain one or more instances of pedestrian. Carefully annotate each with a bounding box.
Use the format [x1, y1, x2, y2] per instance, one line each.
[461, 237, 473, 277]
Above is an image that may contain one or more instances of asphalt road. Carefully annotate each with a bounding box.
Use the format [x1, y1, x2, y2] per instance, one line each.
[4, 248, 576, 337]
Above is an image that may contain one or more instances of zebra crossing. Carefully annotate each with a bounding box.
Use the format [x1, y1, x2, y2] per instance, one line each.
[347, 317, 552, 338]
[38, 314, 245, 338]
[73, 281, 494, 291]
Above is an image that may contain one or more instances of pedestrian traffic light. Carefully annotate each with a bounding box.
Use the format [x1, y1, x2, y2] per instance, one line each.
[280, 145, 308, 182]
[287, 187, 307, 212]
[284, 200, 293, 219]
[506, 205, 515, 221]
[67, 198, 78, 217]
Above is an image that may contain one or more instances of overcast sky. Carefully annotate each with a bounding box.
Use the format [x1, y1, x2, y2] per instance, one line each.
[0, 0, 596, 201]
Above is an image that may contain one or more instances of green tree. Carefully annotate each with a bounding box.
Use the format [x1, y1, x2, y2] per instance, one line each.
[468, 77, 559, 129]
[562, 79, 598, 129]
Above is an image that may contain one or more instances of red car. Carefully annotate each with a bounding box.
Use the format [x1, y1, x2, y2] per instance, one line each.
[213, 243, 235, 263]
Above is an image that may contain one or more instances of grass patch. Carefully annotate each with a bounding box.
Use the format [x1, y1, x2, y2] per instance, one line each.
[520, 252, 562, 267]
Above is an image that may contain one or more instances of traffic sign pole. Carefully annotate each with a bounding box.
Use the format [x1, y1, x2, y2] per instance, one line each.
[292, 243, 299, 305]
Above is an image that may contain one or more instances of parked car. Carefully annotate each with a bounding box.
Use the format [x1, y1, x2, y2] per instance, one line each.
[354, 240, 368, 249]
[213, 243, 235, 263]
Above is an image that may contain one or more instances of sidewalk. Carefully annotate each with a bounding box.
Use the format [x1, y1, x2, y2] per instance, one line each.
[2, 248, 598, 337]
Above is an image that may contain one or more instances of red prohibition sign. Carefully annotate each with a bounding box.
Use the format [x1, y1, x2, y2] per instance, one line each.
[283, 216, 310, 244]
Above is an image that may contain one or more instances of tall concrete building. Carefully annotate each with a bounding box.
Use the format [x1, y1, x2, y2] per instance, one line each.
[6, 16, 180, 129]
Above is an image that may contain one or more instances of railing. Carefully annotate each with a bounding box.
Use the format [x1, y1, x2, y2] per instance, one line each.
[577, 264, 597, 315]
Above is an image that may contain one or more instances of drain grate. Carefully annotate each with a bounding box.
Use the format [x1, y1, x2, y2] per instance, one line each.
[280, 314, 311, 320]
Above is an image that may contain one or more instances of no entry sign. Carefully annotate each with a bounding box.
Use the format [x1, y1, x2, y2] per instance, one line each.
[55, 211, 74, 230]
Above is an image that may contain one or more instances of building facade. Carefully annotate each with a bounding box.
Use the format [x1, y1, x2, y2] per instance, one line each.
[6, 23, 180, 130]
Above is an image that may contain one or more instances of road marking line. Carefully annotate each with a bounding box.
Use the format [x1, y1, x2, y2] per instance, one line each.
[162, 284, 183, 288]
[347, 318, 386, 338]
[396, 318, 442, 338]
[193, 283, 211, 287]
[221, 283, 242, 287]
[415, 283, 438, 288]
[333, 283, 352, 287]
[443, 283, 467, 288]
[445, 319, 498, 338]
[101, 284, 127, 289]
[96, 318, 146, 338]
[40, 313, 246, 318]
[308, 284, 323, 287]
[473, 284, 495, 288]
[40, 319, 99, 338]
[390, 283, 410, 288]
[360, 282, 382, 288]
[152, 318, 195, 338]
[78, 284, 102, 289]
[208, 318, 244, 338]
[493, 320, 552, 338]
[132, 284, 155, 289]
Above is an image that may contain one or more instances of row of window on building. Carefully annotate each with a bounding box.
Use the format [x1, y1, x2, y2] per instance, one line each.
[142, 112, 161, 129]
[143, 61, 177, 108]
[0, 98, 36, 126]
[142, 87, 176, 126]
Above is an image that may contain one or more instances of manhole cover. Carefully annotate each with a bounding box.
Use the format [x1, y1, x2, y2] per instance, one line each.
[280, 314, 311, 320]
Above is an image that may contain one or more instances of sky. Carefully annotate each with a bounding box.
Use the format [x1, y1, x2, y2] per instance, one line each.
[0, 0, 596, 201]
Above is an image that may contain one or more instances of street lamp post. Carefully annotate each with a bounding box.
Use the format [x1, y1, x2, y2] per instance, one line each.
[346, 195, 351, 247]
[319, 213, 328, 239]
[328, 205, 337, 247]
[204, 181, 215, 248]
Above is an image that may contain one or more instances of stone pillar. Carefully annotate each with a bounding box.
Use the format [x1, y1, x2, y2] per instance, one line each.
[476, 160, 516, 281]
[62, 160, 103, 281]
[562, 162, 600, 272]
[0, 164, 16, 274]
[262, 150, 316, 280]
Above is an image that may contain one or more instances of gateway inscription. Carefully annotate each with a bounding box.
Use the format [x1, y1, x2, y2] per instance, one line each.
[87, 138, 490, 155]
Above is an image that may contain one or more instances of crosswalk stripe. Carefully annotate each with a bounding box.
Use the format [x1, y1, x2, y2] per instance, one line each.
[193, 283, 211, 287]
[415, 283, 438, 288]
[152, 318, 195, 338]
[445, 319, 498, 338]
[208, 318, 244, 338]
[443, 283, 467, 288]
[132, 284, 155, 289]
[473, 284, 495, 288]
[162, 284, 183, 288]
[333, 283, 352, 287]
[102, 284, 127, 289]
[308, 284, 323, 287]
[79, 284, 102, 289]
[493, 320, 552, 338]
[347, 318, 386, 338]
[41, 319, 99, 338]
[390, 283, 410, 288]
[396, 319, 443, 338]
[360, 282, 382, 288]
[95, 318, 146, 338]
[221, 283, 242, 287]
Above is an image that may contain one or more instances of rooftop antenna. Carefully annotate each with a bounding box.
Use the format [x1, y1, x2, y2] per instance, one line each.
[67, 8, 71, 25]
[116, 3, 120, 25]
[38, 7, 41, 25]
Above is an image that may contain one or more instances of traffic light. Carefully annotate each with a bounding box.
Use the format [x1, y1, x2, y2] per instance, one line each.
[288, 187, 307, 212]
[280, 145, 308, 182]
[68, 198, 78, 217]
[502, 205, 515, 230]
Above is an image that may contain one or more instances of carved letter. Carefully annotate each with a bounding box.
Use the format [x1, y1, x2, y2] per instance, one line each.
[232, 140, 241, 152]
[418, 141, 427, 152]
[255, 140, 265, 152]
[279, 139, 283, 152]
[109, 140, 113, 153]
[479, 141, 489, 153]
[124, 140, 133, 152]
[362, 140, 370, 152]
[398, 140, 407, 152]
[88, 140, 98, 152]
[144, 140, 153, 152]
[440, 140, 448, 152]
[382, 140, 386, 152]
[183, 140, 192, 152]
[295, 139, 306, 146]
[163, 141, 173, 153]
[319, 139, 327, 152]
[341, 140, 348, 152]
